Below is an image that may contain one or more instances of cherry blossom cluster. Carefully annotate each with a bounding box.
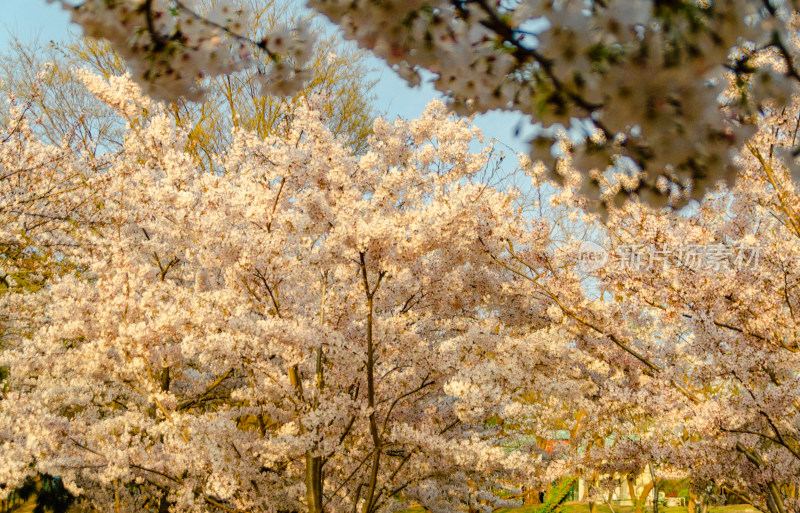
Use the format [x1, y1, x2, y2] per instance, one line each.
[51, 0, 800, 209]
[54, 0, 315, 101]
[0, 72, 103, 347]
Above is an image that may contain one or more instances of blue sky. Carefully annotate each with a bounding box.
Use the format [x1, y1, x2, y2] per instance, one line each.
[0, 0, 533, 156]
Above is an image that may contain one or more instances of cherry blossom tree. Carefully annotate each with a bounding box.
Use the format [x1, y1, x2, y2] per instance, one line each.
[0, 72, 603, 513]
[589, 95, 800, 513]
[489, 91, 800, 513]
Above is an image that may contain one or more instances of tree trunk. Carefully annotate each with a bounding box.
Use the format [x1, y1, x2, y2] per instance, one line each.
[287, 365, 324, 513]
[589, 473, 599, 513]
[523, 486, 542, 505]
[305, 454, 323, 513]
[607, 489, 617, 513]
[305, 276, 328, 513]
[359, 254, 383, 513]
[158, 493, 170, 513]
[688, 491, 698, 513]
[736, 442, 788, 513]
[636, 480, 655, 513]
[649, 464, 658, 513]
[627, 476, 637, 503]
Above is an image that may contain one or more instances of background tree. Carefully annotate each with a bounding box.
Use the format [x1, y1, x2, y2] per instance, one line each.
[2, 0, 378, 164]
[493, 90, 800, 513]
[0, 73, 99, 350]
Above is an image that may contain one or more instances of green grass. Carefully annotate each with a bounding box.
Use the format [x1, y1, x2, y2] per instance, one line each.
[707, 507, 760, 513]
[404, 502, 760, 513]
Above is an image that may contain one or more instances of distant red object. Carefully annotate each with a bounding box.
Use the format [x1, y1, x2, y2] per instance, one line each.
[545, 439, 570, 453]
